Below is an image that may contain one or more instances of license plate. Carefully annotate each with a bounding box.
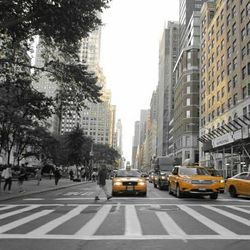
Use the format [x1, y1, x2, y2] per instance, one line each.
[127, 186, 134, 191]
[198, 188, 206, 191]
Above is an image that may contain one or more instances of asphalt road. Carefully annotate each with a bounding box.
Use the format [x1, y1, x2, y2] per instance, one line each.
[0, 180, 249, 250]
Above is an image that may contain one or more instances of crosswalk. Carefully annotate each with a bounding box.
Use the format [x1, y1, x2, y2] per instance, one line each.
[0, 204, 249, 240]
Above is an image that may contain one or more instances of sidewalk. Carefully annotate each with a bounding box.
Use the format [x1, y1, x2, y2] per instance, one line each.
[0, 177, 87, 202]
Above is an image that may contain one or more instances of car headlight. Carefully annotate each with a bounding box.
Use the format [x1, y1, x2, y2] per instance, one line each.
[220, 180, 225, 183]
[182, 178, 191, 184]
[212, 180, 219, 183]
[161, 176, 166, 180]
[138, 182, 146, 186]
[113, 181, 122, 186]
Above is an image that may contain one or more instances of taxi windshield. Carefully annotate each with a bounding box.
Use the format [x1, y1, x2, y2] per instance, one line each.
[116, 170, 141, 177]
[180, 167, 209, 176]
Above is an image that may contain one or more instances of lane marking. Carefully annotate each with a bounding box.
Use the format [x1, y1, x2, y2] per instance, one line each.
[0, 205, 40, 220]
[204, 205, 250, 226]
[0, 205, 18, 211]
[0, 234, 250, 240]
[225, 205, 250, 214]
[23, 198, 44, 201]
[76, 205, 112, 236]
[178, 205, 237, 236]
[155, 211, 187, 237]
[0, 210, 53, 233]
[27, 205, 87, 236]
[125, 205, 142, 236]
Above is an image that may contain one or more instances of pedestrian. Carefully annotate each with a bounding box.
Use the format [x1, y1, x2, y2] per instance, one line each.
[69, 169, 74, 180]
[94, 164, 112, 201]
[17, 165, 26, 192]
[54, 167, 62, 185]
[1, 165, 12, 193]
[35, 168, 42, 185]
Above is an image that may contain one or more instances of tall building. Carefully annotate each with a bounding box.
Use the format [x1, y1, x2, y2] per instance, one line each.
[179, 0, 210, 52]
[199, 0, 250, 176]
[32, 40, 60, 134]
[132, 121, 140, 168]
[116, 119, 123, 156]
[173, 12, 201, 164]
[157, 22, 179, 156]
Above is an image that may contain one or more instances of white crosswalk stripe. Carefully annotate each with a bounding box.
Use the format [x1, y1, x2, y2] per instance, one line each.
[76, 205, 112, 236]
[125, 205, 142, 236]
[203, 205, 250, 226]
[0, 204, 249, 240]
[27, 205, 87, 236]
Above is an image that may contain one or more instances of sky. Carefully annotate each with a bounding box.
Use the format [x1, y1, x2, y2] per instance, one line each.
[100, 0, 179, 162]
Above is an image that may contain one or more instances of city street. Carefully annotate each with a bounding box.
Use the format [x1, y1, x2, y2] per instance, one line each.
[0, 180, 249, 250]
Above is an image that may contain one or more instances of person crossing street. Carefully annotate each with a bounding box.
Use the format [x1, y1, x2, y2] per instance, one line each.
[94, 164, 112, 201]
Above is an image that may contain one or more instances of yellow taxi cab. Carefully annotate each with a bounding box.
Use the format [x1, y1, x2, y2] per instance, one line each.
[112, 169, 147, 196]
[205, 168, 225, 193]
[225, 172, 250, 198]
[168, 166, 221, 199]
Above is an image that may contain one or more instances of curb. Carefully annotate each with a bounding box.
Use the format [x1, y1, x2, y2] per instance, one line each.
[0, 181, 89, 202]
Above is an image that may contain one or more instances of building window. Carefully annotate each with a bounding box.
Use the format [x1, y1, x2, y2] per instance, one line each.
[228, 97, 232, 108]
[221, 103, 225, 113]
[227, 13, 231, 26]
[247, 21, 250, 35]
[233, 93, 238, 105]
[227, 63, 232, 75]
[221, 86, 225, 97]
[248, 83, 250, 95]
[247, 42, 250, 55]
[217, 107, 220, 116]
[186, 98, 191, 106]
[217, 91, 220, 101]
[241, 28, 246, 41]
[232, 6, 236, 18]
[241, 9, 245, 23]
[227, 30, 231, 41]
[233, 75, 238, 88]
[247, 2, 250, 16]
[227, 47, 232, 58]
[242, 66, 247, 79]
[228, 81, 232, 92]
[232, 40, 237, 52]
[186, 110, 191, 118]
[243, 86, 247, 99]
[221, 40, 224, 50]
[221, 55, 224, 66]
[187, 86, 191, 94]
[233, 57, 237, 70]
[232, 23, 236, 36]
[221, 71, 225, 81]
[242, 47, 246, 60]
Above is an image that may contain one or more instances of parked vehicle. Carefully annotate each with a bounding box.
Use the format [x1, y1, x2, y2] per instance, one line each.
[225, 172, 250, 198]
[168, 166, 221, 199]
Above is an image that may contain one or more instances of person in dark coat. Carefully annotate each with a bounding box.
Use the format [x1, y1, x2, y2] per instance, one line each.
[94, 164, 112, 201]
[18, 165, 26, 192]
[54, 167, 62, 185]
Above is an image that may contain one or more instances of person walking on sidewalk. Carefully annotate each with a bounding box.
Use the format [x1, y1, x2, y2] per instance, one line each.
[54, 167, 62, 185]
[2, 165, 12, 193]
[35, 168, 42, 185]
[94, 164, 112, 201]
[17, 165, 26, 192]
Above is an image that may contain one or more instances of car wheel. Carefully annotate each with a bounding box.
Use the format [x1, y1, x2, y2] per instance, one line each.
[154, 183, 157, 188]
[112, 191, 116, 196]
[210, 193, 218, 199]
[141, 192, 147, 197]
[229, 186, 238, 198]
[176, 184, 183, 198]
[158, 181, 163, 190]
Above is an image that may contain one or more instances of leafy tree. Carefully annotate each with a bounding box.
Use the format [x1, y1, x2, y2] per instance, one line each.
[0, 0, 112, 113]
[93, 143, 120, 166]
[0, 69, 54, 164]
[65, 126, 93, 167]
